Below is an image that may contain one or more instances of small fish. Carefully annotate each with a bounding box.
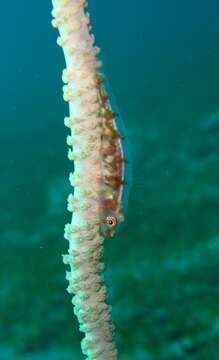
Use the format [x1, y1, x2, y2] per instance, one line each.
[97, 72, 133, 237]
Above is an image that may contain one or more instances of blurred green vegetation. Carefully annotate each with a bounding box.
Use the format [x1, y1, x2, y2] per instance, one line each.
[1, 109, 219, 359]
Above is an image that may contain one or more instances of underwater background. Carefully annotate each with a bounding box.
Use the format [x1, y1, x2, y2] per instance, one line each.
[1, 0, 219, 359]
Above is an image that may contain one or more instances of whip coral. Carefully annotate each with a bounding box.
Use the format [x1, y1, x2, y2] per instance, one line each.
[51, 0, 128, 358]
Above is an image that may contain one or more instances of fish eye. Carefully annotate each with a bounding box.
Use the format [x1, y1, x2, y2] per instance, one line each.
[106, 216, 117, 228]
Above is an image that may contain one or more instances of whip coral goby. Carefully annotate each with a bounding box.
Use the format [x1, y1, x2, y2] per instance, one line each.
[51, 0, 131, 359]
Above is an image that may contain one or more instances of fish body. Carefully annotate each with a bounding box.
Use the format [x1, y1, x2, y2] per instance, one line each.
[97, 74, 132, 237]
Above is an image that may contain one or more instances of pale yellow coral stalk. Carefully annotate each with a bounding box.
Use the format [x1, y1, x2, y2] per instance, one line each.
[51, 0, 118, 359]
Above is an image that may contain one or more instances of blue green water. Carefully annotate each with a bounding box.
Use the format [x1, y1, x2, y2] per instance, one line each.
[1, 1, 219, 359]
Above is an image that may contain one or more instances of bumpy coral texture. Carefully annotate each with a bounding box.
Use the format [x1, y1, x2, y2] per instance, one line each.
[51, 0, 118, 359]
